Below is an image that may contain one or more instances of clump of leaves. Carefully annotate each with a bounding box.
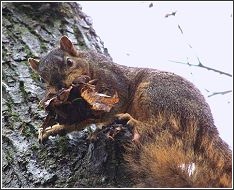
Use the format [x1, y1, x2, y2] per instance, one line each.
[40, 75, 119, 131]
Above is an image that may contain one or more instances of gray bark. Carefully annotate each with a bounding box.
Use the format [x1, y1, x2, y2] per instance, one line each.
[2, 2, 132, 188]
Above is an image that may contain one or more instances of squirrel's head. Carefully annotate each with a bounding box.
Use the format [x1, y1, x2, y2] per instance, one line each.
[28, 36, 90, 91]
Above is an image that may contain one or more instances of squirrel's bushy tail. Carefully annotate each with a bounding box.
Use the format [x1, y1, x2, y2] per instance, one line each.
[124, 115, 232, 188]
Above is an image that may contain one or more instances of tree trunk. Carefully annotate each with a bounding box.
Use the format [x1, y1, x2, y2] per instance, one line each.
[2, 2, 132, 188]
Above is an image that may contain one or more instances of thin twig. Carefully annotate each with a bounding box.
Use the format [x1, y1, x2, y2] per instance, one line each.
[168, 58, 232, 77]
[196, 57, 232, 77]
[165, 11, 177, 18]
[208, 90, 232, 97]
[178, 24, 183, 35]
[170, 19, 232, 78]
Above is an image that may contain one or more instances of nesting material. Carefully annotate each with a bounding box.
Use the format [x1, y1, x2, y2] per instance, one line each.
[40, 75, 119, 130]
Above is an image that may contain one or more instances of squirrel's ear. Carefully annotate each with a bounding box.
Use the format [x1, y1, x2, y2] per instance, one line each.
[28, 58, 40, 72]
[60, 36, 78, 56]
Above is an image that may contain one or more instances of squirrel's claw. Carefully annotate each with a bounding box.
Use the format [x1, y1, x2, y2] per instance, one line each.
[115, 113, 141, 142]
[38, 128, 50, 144]
[38, 128, 45, 144]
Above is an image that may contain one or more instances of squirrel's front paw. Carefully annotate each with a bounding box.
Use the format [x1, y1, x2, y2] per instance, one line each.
[38, 128, 49, 144]
[115, 113, 140, 142]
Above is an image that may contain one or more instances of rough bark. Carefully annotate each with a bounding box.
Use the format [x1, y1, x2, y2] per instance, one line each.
[2, 2, 133, 188]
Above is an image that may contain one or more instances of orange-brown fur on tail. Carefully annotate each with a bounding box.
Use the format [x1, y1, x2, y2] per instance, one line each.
[124, 113, 232, 188]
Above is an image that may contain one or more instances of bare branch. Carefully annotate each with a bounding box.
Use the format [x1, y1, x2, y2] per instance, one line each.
[208, 90, 232, 97]
[170, 18, 232, 78]
[178, 24, 183, 35]
[187, 43, 192, 48]
[168, 59, 232, 77]
[196, 57, 232, 77]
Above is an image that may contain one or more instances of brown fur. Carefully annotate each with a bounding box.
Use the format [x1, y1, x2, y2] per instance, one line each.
[124, 113, 232, 187]
[28, 36, 232, 187]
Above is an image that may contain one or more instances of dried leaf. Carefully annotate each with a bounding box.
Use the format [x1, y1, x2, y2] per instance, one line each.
[44, 86, 73, 109]
[81, 86, 119, 112]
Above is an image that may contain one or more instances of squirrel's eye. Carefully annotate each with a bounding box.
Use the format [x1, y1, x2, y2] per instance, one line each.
[66, 58, 73, 67]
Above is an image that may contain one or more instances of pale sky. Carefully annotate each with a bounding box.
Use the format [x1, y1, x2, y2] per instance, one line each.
[80, 1, 233, 148]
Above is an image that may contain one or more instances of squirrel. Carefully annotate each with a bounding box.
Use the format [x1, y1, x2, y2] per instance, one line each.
[28, 36, 232, 188]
